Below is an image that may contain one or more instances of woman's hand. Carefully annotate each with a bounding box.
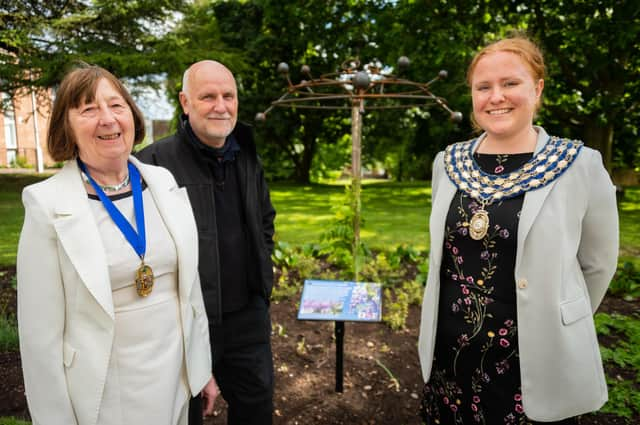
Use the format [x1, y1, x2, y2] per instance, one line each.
[201, 376, 220, 416]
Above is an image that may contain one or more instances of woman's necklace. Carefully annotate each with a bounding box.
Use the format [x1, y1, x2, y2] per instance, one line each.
[82, 171, 130, 192]
[444, 135, 583, 240]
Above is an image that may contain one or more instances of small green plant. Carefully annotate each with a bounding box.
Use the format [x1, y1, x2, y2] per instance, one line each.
[272, 322, 287, 338]
[382, 288, 410, 330]
[296, 336, 307, 355]
[388, 244, 422, 267]
[402, 279, 424, 306]
[609, 262, 640, 300]
[272, 241, 297, 268]
[375, 358, 400, 392]
[0, 313, 19, 352]
[416, 260, 429, 286]
[594, 312, 640, 419]
[271, 269, 303, 302]
[320, 185, 369, 278]
[271, 241, 320, 301]
[272, 241, 319, 278]
[10, 155, 32, 169]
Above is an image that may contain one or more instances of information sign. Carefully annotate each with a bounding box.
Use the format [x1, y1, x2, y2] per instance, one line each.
[297, 279, 382, 322]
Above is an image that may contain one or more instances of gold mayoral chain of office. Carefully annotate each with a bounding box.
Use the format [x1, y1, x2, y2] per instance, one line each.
[444, 136, 583, 240]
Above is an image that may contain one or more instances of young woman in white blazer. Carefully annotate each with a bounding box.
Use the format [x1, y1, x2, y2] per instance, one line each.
[418, 37, 618, 424]
[17, 65, 217, 425]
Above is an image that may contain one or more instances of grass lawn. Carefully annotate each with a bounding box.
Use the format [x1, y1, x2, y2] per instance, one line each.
[618, 186, 640, 265]
[0, 174, 637, 267]
[270, 180, 431, 250]
[0, 174, 52, 267]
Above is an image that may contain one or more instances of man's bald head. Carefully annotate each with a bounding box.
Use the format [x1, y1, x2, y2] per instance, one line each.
[179, 60, 238, 148]
[182, 60, 236, 97]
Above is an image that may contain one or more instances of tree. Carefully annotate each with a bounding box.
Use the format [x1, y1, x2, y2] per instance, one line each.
[206, 0, 390, 183]
[374, 0, 640, 174]
[0, 0, 188, 99]
[524, 0, 640, 172]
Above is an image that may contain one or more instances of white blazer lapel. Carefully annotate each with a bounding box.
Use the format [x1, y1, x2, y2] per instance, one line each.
[132, 157, 197, 301]
[52, 161, 114, 320]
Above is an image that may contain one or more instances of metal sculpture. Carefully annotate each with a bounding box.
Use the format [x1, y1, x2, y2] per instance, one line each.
[257, 57, 462, 280]
[258, 57, 461, 393]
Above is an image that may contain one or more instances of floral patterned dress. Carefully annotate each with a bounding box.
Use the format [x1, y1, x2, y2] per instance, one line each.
[421, 152, 576, 425]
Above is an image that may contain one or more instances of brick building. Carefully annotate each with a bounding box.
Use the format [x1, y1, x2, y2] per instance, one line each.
[0, 88, 52, 170]
[0, 87, 170, 170]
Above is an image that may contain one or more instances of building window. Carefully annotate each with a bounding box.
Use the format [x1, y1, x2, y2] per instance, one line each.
[2, 93, 18, 165]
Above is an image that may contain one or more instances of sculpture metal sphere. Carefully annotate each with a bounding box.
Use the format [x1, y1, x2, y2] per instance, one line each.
[438, 70, 448, 79]
[301, 65, 311, 75]
[255, 112, 266, 123]
[353, 71, 370, 91]
[451, 111, 463, 123]
[397, 56, 410, 71]
[277, 62, 289, 75]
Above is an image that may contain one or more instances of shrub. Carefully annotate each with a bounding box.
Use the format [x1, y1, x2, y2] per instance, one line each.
[0, 314, 19, 352]
[271, 241, 321, 302]
[383, 288, 410, 330]
[594, 312, 640, 418]
[10, 156, 32, 169]
[609, 262, 640, 300]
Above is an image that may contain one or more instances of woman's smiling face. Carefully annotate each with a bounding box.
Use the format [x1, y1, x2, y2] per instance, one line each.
[470, 51, 543, 141]
[68, 78, 135, 168]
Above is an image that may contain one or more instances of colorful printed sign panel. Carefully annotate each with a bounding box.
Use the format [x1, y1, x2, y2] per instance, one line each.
[297, 279, 382, 322]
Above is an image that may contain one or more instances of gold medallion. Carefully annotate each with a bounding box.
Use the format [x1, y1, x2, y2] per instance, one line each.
[135, 262, 154, 297]
[469, 209, 490, 240]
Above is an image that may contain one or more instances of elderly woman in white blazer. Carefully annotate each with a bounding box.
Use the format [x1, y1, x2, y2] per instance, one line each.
[418, 37, 618, 424]
[17, 65, 217, 425]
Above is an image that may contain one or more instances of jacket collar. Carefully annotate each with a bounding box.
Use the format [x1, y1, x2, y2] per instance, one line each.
[53, 160, 115, 320]
[51, 157, 197, 320]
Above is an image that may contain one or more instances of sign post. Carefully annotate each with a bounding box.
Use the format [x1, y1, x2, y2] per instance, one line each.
[335, 321, 345, 392]
[298, 279, 382, 393]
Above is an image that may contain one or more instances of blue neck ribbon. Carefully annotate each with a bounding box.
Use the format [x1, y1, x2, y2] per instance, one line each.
[78, 160, 146, 261]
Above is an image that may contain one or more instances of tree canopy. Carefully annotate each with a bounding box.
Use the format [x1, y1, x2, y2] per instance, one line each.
[1, 0, 638, 180]
[1, 1, 191, 91]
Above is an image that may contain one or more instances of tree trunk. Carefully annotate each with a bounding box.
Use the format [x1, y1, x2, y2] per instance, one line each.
[583, 120, 614, 174]
[292, 136, 316, 183]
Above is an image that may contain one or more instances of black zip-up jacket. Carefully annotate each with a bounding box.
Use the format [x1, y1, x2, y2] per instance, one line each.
[136, 120, 276, 325]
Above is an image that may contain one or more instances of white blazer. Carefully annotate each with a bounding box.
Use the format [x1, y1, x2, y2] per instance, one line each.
[17, 157, 212, 425]
[418, 127, 619, 421]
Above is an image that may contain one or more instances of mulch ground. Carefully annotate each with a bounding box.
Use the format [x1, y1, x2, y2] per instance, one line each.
[1, 266, 637, 424]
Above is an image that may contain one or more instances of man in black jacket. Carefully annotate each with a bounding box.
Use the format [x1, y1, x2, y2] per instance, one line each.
[137, 60, 276, 425]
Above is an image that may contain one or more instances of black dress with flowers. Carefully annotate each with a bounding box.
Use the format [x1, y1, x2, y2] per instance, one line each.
[421, 152, 577, 425]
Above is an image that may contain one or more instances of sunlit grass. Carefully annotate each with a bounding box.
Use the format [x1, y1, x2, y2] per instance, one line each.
[270, 180, 431, 250]
[618, 187, 640, 266]
[0, 417, 31, 425]
[0, 174, 49, 266]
